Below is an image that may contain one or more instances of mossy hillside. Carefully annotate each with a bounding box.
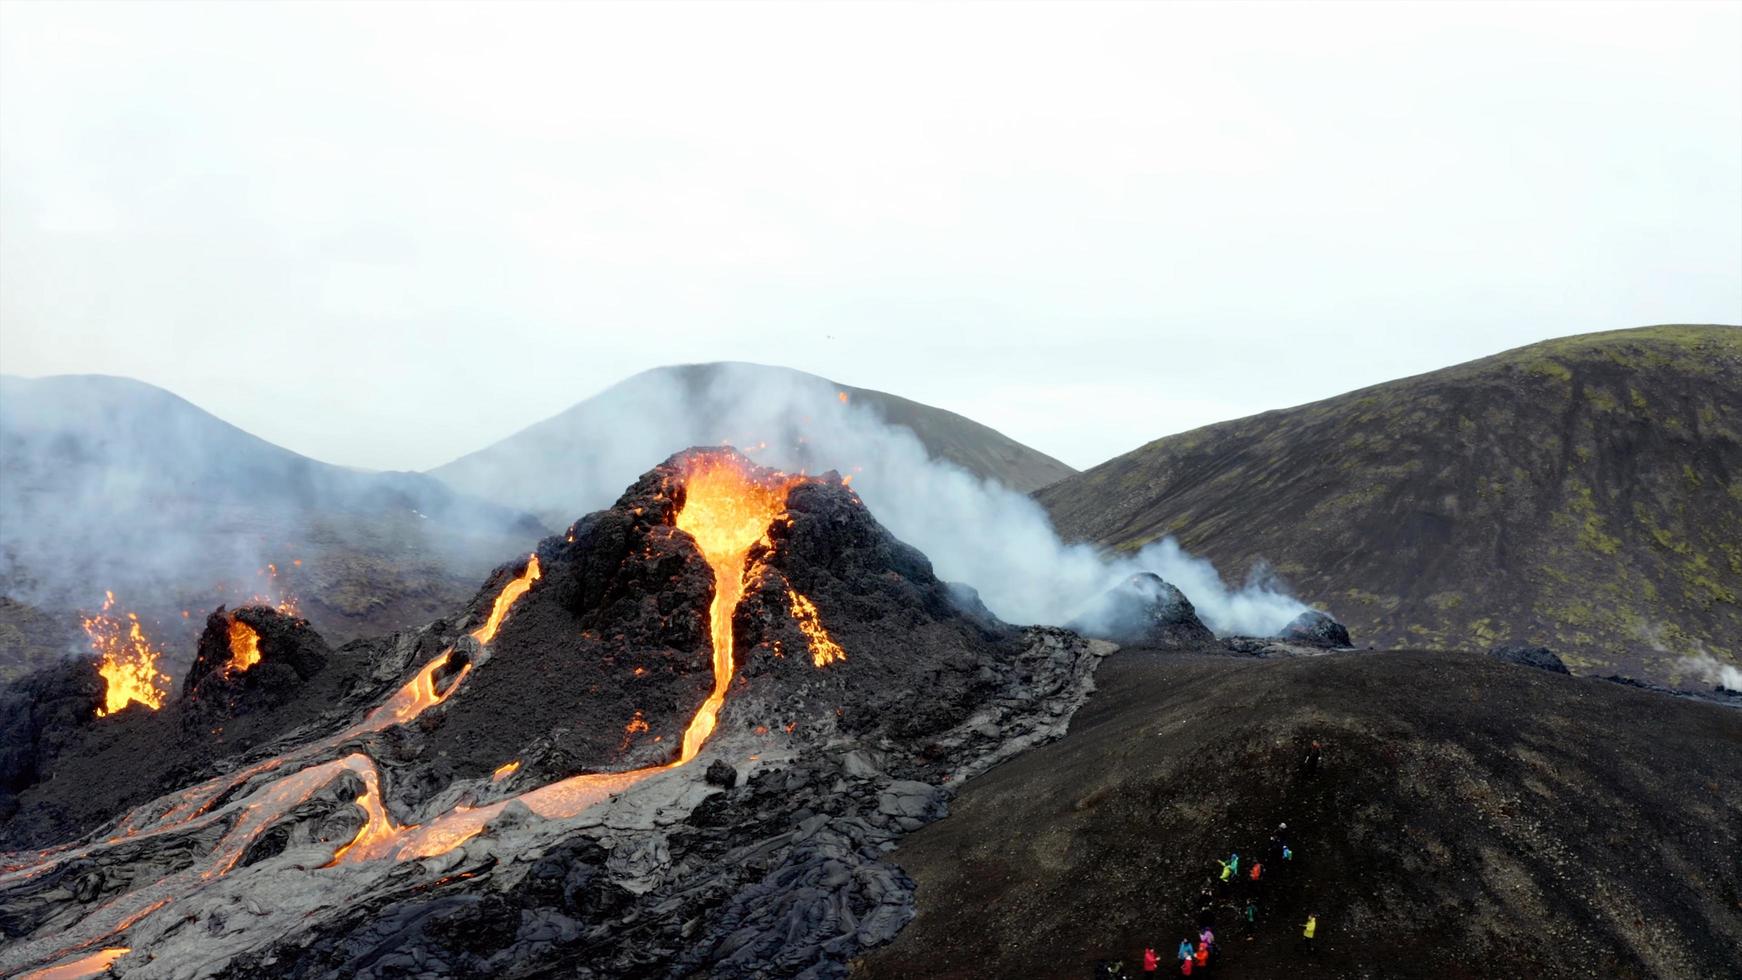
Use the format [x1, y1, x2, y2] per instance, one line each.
[1036, 325, 1742, 684]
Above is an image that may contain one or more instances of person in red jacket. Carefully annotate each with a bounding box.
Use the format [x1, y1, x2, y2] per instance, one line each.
[1194, 942, 1209, 969]
[1180, 953, 1193, 977]
[1143, 947, 1160, 973]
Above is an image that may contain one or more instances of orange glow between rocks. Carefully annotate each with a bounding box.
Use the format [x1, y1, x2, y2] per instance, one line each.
[227, 620, 262, 673]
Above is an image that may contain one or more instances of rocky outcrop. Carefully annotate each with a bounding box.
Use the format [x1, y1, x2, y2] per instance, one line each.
[181, 606, 333, 730]
[1066, 572, 1216, 649]
[0, 657, 102, 829]
[1487, 644, 1569, 674]
[1279, 609, 1352, 648]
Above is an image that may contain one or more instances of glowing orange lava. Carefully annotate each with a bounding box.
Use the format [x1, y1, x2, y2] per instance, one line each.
[83, 592, 170, 717]
[332, 456, 802, 865]
[491, 760, 521, 782]
[786, 589, 846, 667]
[471, 555, 542, 645]
[324, 762, 397, 865]
[357, 650, 473, 732]
[19, 946, 130, 980]
[672, 458, 796, 765]
[227, 619, 261, 673]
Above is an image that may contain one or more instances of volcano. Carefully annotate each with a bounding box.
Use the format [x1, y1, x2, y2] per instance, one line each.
[0, 448, 1107, 979]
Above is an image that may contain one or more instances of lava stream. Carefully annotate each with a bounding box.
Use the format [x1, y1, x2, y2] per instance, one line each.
[334, 458, 803, 864]
[17, 947, 130, 980]
[1, 562, 535, 888]
[670, 458, 796, 763]
[471, 554, 542, 645]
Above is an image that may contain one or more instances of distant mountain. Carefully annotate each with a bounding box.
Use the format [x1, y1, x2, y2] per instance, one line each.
[0, 375, 546, 672]
[1036, 326, 1742, 685]
[430, 362, 1075, 526]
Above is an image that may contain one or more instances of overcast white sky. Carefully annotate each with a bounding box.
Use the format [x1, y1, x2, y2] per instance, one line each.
[2, 1, 1738, 472]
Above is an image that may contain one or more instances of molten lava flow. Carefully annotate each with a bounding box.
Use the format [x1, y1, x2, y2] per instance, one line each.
[331, 457, 804, 866]
[356, 650, 473, 732]
[19, 947, 130, 980]
[83, 592, 170, 717]
[672, 459, 796, 765]
[491, 760, 520, 782]
[786, 589, 846, 667]
[227, 619, 262, 673]
[471, 554, 542, 645]
[324, 762, 397, 866]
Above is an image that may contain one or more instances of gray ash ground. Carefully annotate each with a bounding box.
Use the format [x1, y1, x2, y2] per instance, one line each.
[0, 449, 1108, 979]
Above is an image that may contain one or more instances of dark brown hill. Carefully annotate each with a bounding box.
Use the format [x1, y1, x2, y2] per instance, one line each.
[859, 649, 1742, 980]
[1035, 326, 1742, 685]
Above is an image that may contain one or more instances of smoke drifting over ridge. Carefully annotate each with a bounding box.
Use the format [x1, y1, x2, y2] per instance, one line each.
[0, 374, 543, 658]
[0, 365, 1303, 667]
[435, 363, 1309, 635]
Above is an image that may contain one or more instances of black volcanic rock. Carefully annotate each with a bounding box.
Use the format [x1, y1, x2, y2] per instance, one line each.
[705, 759, 737, 787]
[1488, 643, 1569, 674]
[1279, 608, 1351, 648]
[403, 448, 1028, 808]
[730, 473, 1020, 745]
[1066, 573, 1216, 649]
[0, 620, 416, 851]
[181, 605, 332, 730]
[394, 456, 721, 802]
[0, 656, 103, 826]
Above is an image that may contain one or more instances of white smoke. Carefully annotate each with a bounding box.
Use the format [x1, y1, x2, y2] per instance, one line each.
[1633, 623, 1741, 693]
[0, 374, 541, 654]
[1678, 653, 1742, 692]
[435, 362, 1309, 636]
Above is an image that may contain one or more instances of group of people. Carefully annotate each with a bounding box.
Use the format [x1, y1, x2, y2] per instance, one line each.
[1094, 741, 1330, 979]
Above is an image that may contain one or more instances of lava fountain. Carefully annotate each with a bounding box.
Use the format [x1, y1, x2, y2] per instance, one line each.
[226, 619, 262, 673]
[671, 456, 798, 763]
[82, 592, 170, 717]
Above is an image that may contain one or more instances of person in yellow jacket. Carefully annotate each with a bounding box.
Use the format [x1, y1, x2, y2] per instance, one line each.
[1301, 913, 1319, 954]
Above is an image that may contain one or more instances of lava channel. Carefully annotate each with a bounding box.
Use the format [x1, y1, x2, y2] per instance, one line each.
[332, 455, 832, 863]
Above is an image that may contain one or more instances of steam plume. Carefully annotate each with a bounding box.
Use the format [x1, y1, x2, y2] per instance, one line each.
[436, 362, 1309, 635]
[1679, 653, 1742, 692]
